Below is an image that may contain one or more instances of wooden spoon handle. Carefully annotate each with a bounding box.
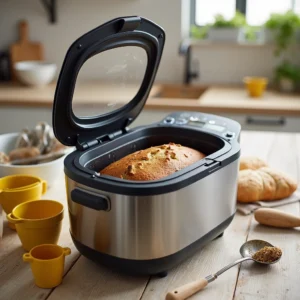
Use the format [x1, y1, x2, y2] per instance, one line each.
[254, 208, 300, 228]
[165, 278, 208, 300]
[19, 20, 29, 43]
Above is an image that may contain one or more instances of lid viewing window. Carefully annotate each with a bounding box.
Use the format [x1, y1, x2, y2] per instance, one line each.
[72, 46, 148, 118]
[52, 16, 165, 149]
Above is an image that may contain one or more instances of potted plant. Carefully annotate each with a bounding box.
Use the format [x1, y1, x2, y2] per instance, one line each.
[190, 24, 209, 40]
[242, 25, 264, 43]
[264, 10, 300, 56]
[207, 11, 246, 42]
[274, 60, 300, 92]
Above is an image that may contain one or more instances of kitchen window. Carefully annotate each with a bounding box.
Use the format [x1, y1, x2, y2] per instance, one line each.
[192, 0, 300, 27]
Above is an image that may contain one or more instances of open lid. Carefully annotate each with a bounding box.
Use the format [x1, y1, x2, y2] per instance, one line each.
[52, 16, 165, 150]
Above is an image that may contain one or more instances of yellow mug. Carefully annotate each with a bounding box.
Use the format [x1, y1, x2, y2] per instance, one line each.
[23, 244, 71, 289]
[243, 76, 268, 98]
[0, 174, 47, 229]
[7, 199, 64, 251]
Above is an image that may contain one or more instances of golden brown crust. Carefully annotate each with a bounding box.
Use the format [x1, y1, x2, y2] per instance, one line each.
[237, 170, 264, 203]
[237, 167, 298, 203]
[100, 143, 206, 181]
[239, 156, 268, 170]
[260, 167, 298, 200]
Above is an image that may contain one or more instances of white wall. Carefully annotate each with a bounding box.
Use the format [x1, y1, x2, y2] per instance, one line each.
[192, 44, 300, 85]
[0, 0, 299, 85]
[0, 0, 184, 83]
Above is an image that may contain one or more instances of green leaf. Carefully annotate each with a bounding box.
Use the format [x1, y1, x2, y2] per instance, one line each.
[264, 10, 300, 56]
[274, 60, 300, 82]
[190, 24, 209, 39]
[211, 11, 246, 28]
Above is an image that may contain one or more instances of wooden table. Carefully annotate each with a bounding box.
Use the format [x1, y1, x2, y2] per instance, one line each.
[1, 131, 300, 300]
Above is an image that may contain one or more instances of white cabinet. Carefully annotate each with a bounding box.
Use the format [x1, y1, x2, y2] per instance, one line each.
[217, 113, 300, 133]
[0, 106, 299, 135]
[0, 106, 173, 134]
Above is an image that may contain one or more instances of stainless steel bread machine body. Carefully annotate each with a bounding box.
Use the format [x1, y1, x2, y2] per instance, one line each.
[52, 16, 241, 276]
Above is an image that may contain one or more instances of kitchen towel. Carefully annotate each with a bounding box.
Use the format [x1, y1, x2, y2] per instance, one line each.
[237, 190, 300, 215]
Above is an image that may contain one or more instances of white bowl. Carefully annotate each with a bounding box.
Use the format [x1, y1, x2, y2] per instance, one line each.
[14, 61, 57, 87]
[0, 133, 67, 188]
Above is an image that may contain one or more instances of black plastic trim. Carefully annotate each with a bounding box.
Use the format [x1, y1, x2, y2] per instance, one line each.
[63, 124, 240, 196]
[52, 16, 165, 147]
[71, 188, 110, 211]
[71, 212, 235, 276]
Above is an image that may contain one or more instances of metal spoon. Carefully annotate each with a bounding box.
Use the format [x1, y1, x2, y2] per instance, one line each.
[166, 239, 281, 300]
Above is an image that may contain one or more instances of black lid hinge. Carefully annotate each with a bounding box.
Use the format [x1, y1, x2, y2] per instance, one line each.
[76, 138, 101, 151]
[76, 125, 131, 151]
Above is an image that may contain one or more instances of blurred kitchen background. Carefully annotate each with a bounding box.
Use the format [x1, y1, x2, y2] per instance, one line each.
[0, 0, 299, 134]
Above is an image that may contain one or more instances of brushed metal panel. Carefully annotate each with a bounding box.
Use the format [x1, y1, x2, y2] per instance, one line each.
[66, 160, 238, 260]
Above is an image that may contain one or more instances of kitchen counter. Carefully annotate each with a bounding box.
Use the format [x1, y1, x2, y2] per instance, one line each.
[1, 131, 300, 300]
[0, 81, 300, 116]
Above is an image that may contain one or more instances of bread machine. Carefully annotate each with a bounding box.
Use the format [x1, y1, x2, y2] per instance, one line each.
[52, 16, 241, 276]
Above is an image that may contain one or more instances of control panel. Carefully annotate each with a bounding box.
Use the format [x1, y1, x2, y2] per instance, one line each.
[160, 112, 240, 141]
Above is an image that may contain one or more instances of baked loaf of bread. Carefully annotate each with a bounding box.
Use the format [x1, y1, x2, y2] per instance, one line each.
[100, 143, 206, 181]
[237, 167, 298, 203]
[239, 156, 268, 170]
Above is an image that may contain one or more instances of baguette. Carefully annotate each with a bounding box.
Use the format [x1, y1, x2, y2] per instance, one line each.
[237, 167, 298, 203]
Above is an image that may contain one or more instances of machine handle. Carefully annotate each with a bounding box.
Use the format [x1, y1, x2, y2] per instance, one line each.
[246, 116, 286, 126]
[71, 188, 110, 211]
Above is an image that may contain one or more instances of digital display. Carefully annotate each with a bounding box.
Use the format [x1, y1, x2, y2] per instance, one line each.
[188, 120, 205, 127]
[203, 123, 225, 132]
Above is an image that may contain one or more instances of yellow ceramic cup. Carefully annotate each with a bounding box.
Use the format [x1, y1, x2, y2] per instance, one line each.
[23, 244, 71, 289]
[0, 174, 47, 229]
[7, 200, 64, 251]
[243, 77, 268, 98]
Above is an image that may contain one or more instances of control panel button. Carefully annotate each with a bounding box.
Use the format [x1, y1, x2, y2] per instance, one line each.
[163, 117, 175, 124]
[176, 118, 188, 125]
[189, 116, 199, 122]
[224, 131, 235, 139]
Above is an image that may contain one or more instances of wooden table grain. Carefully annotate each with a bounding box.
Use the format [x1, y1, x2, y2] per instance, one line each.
[1, 131, 300, 300]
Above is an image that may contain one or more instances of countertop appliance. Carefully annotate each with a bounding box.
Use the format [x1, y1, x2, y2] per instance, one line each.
[52, 16, 241, 277]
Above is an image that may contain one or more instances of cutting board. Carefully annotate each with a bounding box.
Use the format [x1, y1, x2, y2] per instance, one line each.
[10, 20, 44, 80]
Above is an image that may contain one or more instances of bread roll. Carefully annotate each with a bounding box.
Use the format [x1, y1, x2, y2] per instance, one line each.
[239, 156, 268, 170]
[8, 147, 40, 161]
[237, 167, 298, 203]
[100, 143, 206, 181]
